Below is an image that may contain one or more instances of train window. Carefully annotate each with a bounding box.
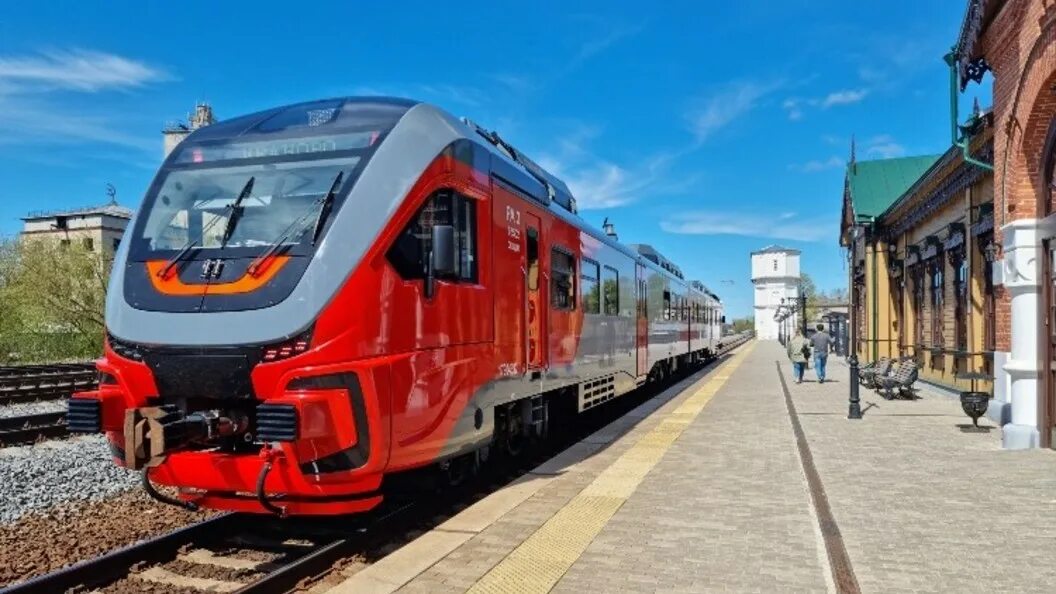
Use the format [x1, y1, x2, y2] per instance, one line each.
[527, 227, 539, 291]
[581, 258, 600, 314]
[602, 266, 619, 316]
[551, 248, 576, 310]
[663, 290, 671, 320]
[386, 189, 477, 283]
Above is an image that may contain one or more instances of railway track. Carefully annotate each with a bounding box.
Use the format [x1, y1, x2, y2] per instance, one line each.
[2, 337, 754, 593]
[0, 503, 414, 594]
[0, 362, 97, 405]
[0, 412, 68, 446]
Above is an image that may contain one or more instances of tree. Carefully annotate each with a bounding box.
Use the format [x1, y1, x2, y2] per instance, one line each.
[799, 272, 819, 324]
[730, 316, 754, 333]
[0, 238, 111, 363]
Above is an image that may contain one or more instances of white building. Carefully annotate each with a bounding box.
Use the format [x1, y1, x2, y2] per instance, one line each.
[21, 203, 133, 254]
[751, 245, 801, 340]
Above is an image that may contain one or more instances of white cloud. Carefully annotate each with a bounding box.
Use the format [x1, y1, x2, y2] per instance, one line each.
[782, 88, 868, 120]
[660, 210, 832, 242]
[534, 123, 691, 210]
[687, 81, 779, 142]
[0, 49, 168, 92]
[790, 156, 845, 173]
[573, 24, 643, 64]
[821, 89, 868, 108]
[490, 73, 533, 93]
[553, 161, 636, 209]
[864, 134, 905, 158]
[0, 103, 155, 150]
[0, 49, 169, 152]
[782, 98, 804, 121]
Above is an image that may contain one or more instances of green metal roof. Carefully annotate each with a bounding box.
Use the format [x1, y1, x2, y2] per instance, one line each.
[846, 155, 942, 219]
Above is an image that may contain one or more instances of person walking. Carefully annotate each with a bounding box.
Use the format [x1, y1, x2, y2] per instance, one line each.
[786, 328, 810, 384]
[810, 323, 833, 383]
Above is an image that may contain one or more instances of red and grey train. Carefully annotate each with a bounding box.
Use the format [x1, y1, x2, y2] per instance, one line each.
[68, 97, 726, 516]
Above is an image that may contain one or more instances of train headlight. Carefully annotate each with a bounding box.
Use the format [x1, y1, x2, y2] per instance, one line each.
[260, 327, 313, 363]
[107, 333, 144, 362]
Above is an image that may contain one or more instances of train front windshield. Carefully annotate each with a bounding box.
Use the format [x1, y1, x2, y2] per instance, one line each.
[128, 133, 375, 260]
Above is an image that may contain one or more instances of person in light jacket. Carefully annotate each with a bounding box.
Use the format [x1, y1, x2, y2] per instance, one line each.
[786, 328, 810, 384]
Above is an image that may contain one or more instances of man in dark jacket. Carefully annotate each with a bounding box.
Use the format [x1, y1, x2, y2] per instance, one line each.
[810, 324, 833, 383]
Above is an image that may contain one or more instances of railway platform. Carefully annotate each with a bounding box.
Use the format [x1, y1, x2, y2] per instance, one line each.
[327, 340, 1056, 594]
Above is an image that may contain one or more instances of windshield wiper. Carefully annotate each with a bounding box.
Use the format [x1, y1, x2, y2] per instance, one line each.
[219, 177, 255, 248]
[310, 171, 343, 244]
[155, 177, 254, 279]
[248, 171, 344, 276]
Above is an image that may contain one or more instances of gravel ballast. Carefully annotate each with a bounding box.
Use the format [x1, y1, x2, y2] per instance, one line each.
[0, 489, 216, 588]
[0, 434, 139, 524]
[0, 399, 69, 419]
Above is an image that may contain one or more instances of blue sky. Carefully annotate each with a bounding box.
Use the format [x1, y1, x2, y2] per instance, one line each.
[0, 1, 988, 318]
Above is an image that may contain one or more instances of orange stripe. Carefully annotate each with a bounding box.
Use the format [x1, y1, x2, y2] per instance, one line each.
[146, 256, 290, 296]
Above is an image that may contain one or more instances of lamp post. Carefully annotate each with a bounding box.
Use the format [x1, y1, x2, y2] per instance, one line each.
[798, 286, 808, 336]
[848, 226, 862, 420]
[777, 299, 785, 345]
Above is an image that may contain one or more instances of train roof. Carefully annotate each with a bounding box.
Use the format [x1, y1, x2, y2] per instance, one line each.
[627, 244, 684, 280]
[173, 96, 721, 302]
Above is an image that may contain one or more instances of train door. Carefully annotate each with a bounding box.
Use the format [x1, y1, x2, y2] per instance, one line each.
[525, 213, 547, 372]
[636, 263, 649, 377]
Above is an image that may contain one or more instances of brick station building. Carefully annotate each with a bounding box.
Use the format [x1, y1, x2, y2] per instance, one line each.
[956, 0, 1056, 448]
[842, 0, 1056, 449]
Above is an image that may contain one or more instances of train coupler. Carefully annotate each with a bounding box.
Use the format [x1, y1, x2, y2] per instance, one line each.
[123, 406, 249, 470]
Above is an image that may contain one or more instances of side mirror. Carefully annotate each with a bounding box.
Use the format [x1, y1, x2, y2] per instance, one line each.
[430, 225, 456, 276]
[721, 315, 726, 324]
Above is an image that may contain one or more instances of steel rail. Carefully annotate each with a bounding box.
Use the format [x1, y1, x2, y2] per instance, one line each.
[0, 364, 97, 405]
[234, 502, 413, 594]
[0, 411, 68, 445]
[1, 502, 415, 594]
[0, 513, 241, 594]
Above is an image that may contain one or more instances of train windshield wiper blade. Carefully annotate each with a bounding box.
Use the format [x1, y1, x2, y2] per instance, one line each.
[310, 171, 343, 245]
[248, 171, 344, 275]
[219, 177, 255, 249]
[156, 177, 256, 278]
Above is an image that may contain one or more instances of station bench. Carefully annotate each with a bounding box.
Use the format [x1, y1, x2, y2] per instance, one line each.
[875, 358, 920, 400]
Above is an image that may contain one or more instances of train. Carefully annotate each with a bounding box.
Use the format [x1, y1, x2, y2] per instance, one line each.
[68, 97, 727, 516]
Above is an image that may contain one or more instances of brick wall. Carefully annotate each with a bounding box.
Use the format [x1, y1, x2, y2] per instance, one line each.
[977, 0, 1056, 352]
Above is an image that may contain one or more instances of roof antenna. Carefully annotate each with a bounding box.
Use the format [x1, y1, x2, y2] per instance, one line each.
[106, 183, 117, 206]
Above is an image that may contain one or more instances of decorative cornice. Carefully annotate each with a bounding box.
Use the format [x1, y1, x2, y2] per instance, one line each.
[885, 144, 993, 237]
[905, 245, 921, 267]
[922, 235, 942, 260]
[972, 210, 994, 236]
[956, 0, 991, 88]
[944, 222, 966, 251]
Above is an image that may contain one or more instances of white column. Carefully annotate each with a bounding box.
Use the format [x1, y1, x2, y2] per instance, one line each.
[999, 217, 1052, 448]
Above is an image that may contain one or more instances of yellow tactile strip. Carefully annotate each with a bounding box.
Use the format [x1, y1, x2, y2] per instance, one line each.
[467, 344, 756, 594]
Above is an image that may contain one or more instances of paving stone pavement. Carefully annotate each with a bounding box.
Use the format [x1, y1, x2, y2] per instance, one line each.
[553, 341, 829, 594]
[373, 340, 1056, 593]
[791, 342, 1056, 594]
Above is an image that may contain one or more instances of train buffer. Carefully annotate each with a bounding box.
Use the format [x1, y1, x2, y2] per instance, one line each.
[324, 340, 1056, 593]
